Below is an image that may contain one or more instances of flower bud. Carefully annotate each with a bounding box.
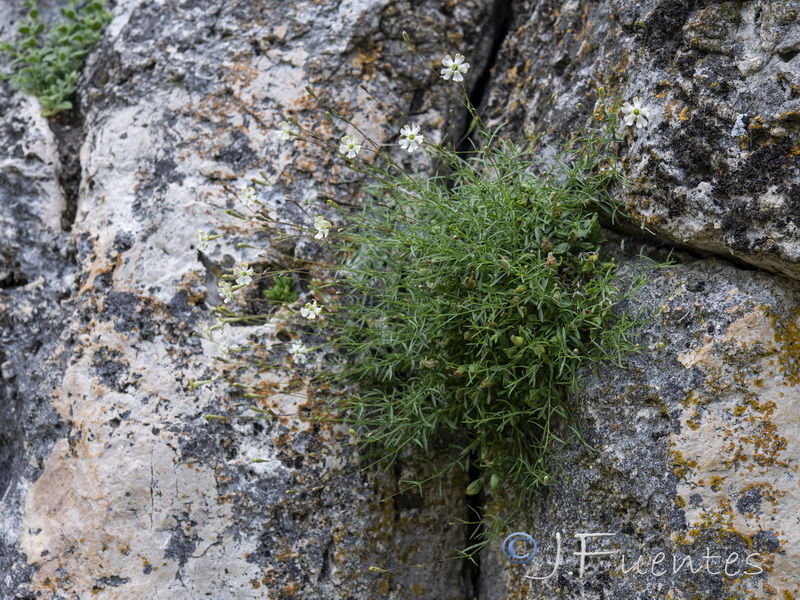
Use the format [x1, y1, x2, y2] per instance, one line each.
[466, 479, 483, 496]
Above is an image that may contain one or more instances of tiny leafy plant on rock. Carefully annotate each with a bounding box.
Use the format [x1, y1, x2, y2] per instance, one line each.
[311, 106, 647, 498]
[263, 276, 299, 305]
[198, 43, 658, 536]
[0, 0, 112, 116]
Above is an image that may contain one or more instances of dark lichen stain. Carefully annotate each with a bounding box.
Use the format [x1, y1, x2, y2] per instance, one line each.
[736, 486, 762, 515]
[132, 154, 185, 220]
[93, 575, 131, 589]
[164, 514, 200, 568]
[751, 529, 780, 554]
[642, 0, 702, 68]
[112, 231, 135, 255]
[714, 138, 794, 198]
[91, 347, 128, 390]
[167, 289, 200, 327]
[212, 127, 258, 171]
[104, 291, 157, 340]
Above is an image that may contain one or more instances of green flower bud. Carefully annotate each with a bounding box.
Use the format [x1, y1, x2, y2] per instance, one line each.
[466, 479, 483, 496]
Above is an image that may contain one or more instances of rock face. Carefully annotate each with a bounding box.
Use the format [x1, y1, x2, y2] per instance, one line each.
[1, 1, 502, 598]
[486, 0, 800, 280]
[1, 1, 799, 599]
[479, 1, 800, 598]
[479, 254, 800, 599]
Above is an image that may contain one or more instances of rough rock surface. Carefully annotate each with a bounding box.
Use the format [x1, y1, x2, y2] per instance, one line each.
[485, 0, 800, 280]
[478, 2, 800, 596]
[479, 254, 800, 599]
[1, 1, 502, 598]
[1, 0, 800, 599]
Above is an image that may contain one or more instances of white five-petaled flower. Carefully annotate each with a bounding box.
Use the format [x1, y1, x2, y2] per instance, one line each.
[441, 54, 470, 82]
[234, 263, 254, 286]
[300, 300, 323, 320]
[197, 229, 218, 251]
[313, 215, 332, 240]
[241, 186, 258, 207]
[200, 322, 216, 340]
[218, 281, 234, 303]
[399, 123, 423, 153]
[620, 97, 653, 129]
[339, 135, 363, 159]
[277, 120, 293, 141]
[289, 341, 309, 364]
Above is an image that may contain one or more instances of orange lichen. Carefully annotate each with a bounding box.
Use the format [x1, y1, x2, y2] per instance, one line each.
[767, 308, 800, 384]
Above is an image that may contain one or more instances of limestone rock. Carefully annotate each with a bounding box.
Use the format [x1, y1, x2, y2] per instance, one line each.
[485, 0, 800, 280]
[479, 255, 800, 599]
[1, 1, 502, 598]
[2, 0, 800, 598]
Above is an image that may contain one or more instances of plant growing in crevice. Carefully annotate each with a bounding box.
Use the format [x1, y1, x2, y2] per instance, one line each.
[0, 0, 112, 116]
[319, 115, 646, 498]
[263, 276, 299, 305]
[196, 44, 661, 558]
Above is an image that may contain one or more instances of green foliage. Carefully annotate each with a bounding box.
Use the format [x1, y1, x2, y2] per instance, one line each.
[207, 72, 657, 511]
[263, 276, 298, 304]
[318, 113, 647, 497]
[0, 0, 112, 115]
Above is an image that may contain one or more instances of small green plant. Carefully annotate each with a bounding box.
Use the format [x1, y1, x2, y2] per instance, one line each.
[197, 44, 661, 554]
[321, 122, 644, 497]
[263, 276, 299, 304]
[0, 0, 112, 115]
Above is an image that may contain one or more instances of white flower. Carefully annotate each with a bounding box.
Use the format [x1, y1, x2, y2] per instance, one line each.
[620, 97, 653, 129]
[241, 186, 258, 207]
[399, 123, 424, 153]
[197, 229, 218, 251]
[217, 344, 230, 357]
[313, 215, 332, 240]
[200, 322, 216, 340]
[441, 54, 470, 82]
[234, 263, 254, 286]
[339, 135, 362, 159]
[277, 120, 293, 141]
[300, 300, 323, 320]
[218, 281, 234, 303]
[289, 341, 309, 364]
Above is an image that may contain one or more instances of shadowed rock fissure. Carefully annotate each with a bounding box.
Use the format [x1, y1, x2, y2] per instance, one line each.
[49, 106, 85, 231]
[459, 0, 513, 153]
[457, 3, 513, 596]
[462, 462, 484, 597]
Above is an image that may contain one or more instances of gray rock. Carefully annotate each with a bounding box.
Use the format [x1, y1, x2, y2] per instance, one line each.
[1, 0, 504, 598]
[480, 254, 800, 599]
[2, 0, 800, 598]
[485, 0, 800, 280]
